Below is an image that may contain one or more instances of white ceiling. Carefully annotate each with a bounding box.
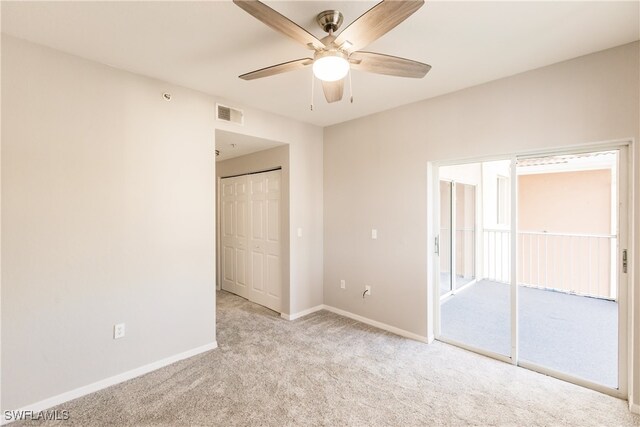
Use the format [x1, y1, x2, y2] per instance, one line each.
[216, 129, 285, 161]
[2, 1, 638, 127]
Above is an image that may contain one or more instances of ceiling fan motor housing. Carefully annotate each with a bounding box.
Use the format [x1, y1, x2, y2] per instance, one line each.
[316, 10, 344, 34]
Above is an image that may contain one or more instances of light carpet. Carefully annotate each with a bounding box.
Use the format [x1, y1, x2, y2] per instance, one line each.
[15, 290, 639, 426]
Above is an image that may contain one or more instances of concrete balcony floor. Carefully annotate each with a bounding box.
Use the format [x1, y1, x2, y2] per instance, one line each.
[440, 280, 618, 388]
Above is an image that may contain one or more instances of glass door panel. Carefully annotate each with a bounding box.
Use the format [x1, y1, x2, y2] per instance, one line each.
[439, 161, 511, 358]
[517, 150, 620, 388]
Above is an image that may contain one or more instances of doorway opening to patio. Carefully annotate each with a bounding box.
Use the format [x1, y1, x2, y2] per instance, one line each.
[434, 146, 628, 397]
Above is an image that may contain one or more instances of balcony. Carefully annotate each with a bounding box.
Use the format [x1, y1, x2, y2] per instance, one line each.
[441, 230, 618, 388]
[441, 279, 617, 388]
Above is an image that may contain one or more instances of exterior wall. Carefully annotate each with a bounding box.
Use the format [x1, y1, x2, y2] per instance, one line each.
[439, 164, 482, 283]
[517, 169, 613, 298]
[519, 170, 611, 234]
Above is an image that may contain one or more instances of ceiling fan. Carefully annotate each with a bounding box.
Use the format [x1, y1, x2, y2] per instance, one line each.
[234, 0, 431, 104]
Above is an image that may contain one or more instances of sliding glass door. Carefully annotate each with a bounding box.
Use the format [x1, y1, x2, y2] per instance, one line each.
[435, 146, 628, 397]
[516, 150, 624, 390]
[438, 168, 509, 355]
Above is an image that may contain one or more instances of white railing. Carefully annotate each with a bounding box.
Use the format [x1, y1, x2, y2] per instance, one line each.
[482, 230, 617, 300]
[483, 229, 511, 283]
[518, 231, 616, 300]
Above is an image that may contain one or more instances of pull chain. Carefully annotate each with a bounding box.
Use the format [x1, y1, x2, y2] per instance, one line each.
[348, 66, 353, 103]
[310, 69, 315, 111]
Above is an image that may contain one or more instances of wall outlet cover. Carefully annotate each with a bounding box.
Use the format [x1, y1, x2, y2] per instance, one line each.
[114, 323, 126, 339]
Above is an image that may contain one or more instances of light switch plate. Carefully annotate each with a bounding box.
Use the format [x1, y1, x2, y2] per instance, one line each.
[297, 228, 302, 238]
[371, 229, 378, 239]
[340, 279, 346, 289]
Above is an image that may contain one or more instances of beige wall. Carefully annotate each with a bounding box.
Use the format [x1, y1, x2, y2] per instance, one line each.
[482, 161, 512, 230]
[519, 170, 611, 234]
[323, 42, 639, 405]
[455, 183, 476, 278]
[439, 164, 482, 281]
[216, 144, 291, 312]
[517, 169, 614, 298]
[1, 35, 323, 411]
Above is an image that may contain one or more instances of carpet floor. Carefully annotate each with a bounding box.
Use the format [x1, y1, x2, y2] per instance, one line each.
[441, 280, 618, 387]
[15, 290, 639, 426]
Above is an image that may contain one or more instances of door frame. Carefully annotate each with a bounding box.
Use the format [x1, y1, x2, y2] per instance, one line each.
[429, 138, 633, 400]
[217, 168, 284, 313]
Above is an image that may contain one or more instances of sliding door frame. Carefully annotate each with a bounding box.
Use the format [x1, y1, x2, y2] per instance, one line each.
[430, 138, 632, 400]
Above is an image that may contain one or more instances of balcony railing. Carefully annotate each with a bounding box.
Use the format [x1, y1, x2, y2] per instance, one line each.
[482, 229, 617, 300]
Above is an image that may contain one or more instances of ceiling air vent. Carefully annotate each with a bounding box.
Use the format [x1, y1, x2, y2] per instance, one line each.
[216, 103, 244, 125]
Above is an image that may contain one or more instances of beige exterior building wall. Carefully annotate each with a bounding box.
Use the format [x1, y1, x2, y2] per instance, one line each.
[519, 170, 611, 235]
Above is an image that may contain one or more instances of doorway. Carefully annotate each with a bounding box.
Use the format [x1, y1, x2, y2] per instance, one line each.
[220, 169, 283, 313]
[433, 144, 629, 397]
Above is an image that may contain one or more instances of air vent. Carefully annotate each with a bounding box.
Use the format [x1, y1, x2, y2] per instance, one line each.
[216, 103, 244, 125]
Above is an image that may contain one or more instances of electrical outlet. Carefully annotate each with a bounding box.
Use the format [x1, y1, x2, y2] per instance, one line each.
[340, 279, 346, 289]
[364, 285, 371, 296]
[113, 323, 126, 339]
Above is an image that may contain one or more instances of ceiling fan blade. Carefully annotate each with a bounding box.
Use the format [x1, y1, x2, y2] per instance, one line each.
[239, 58, 313, 80]
[334, 0, 424, 52]
[233, 0, 325, 50]
[322, 79, 344, 103]
[349, 51, 431, 78]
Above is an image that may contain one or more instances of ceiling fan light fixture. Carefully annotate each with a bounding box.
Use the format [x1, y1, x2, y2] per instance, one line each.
[312, 50, 349, 82]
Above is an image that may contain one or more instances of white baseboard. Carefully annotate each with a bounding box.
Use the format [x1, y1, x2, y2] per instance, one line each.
[630, 399, 639, 415]
[280, 304, 324, 320]
[281, 304, 428, 343]
[3, 341, 218, 425]
[322, 305, 429, 343]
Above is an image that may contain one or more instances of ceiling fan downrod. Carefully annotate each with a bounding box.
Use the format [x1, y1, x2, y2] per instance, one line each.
[316, 10, 344, 34]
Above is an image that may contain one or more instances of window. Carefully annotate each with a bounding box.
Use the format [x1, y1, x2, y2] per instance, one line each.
[497, 175, 509, 225]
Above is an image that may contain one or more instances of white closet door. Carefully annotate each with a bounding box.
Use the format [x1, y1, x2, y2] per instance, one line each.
[248, 170, 282, 312]
[220, 175, 249, 299]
